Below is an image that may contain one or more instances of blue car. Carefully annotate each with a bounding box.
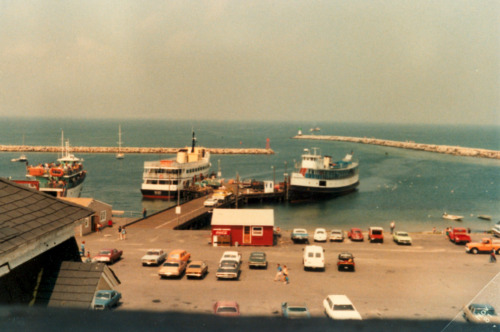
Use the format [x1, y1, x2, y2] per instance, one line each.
[281, 302, 311, 319]
[93, 290, 121, 310]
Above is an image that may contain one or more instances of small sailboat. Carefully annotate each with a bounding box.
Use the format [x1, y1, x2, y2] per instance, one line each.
[11, 134, 28, 162]
[116, 125, 124, 159]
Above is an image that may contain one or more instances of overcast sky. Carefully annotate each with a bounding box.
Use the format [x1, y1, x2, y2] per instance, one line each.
[0, 1, 498, 125]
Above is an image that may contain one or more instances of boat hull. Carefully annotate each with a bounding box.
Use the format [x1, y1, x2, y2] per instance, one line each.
[141, 189, 178, 200]
[290, 181, 359, 199]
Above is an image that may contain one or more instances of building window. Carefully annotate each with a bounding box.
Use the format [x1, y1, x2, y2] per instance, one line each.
[252, 227, 263, 236]
[100, 210, 106, 222]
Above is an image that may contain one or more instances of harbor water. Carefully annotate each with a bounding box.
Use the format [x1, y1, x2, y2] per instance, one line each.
[1, 118, 499, 232]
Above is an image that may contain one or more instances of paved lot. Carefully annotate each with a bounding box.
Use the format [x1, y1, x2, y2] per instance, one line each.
[77, 225, 499, 326]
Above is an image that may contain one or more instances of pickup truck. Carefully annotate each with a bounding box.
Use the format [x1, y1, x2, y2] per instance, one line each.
[291, 228, 309, 243]
[448, 227, 471, 244]
[465, 238, 500, 254]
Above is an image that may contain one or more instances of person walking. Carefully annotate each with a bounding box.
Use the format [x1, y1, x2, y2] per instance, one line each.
[118, 225, 123, 240]
[142, 208, 147, 218]
[282, 265, 289, 284]
[390, 221, 395, 234]
[274, 264, 282, 281]
[122, 227, 127, 240]
[80, 241, 85, 256]
[490, 250, 497, 263]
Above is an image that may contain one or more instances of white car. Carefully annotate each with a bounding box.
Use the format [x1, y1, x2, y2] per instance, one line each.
[323, 295, 362, 320]
[204, 197, 219, 207]
[141, 249, 167, 266]
[313, 228, 327, 242]
[219, 251, 242, 264]
[303, 245, 325, 271]
[329, 229, 344, 242]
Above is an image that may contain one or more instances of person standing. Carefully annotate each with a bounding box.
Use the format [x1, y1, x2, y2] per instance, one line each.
[390, 221, 395, 234]
[118, 225, 122, 240]
[490, 250, 497, 263]
[143, 208, 147, 219]
[122, 227, 127, 240]
[80, 241, 85, 256]
[282, 265, 289, 284]
[274, 264, 282, 281]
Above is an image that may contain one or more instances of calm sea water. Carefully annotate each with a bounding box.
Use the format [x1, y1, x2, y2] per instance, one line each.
[1, 118, 499, 232]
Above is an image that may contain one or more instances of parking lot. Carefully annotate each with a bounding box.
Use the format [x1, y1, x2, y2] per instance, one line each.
[79, 225, 499, 325]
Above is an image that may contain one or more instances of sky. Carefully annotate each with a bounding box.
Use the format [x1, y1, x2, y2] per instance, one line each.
[0, 1, 498, 125]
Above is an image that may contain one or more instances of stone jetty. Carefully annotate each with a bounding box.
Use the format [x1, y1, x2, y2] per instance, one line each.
[294, 135, 500, 160]
[0, 145, 274, 155]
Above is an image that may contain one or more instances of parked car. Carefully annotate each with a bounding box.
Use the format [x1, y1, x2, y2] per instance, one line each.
[141, 249, 167, 266]
[213, 301, 240, 316]
[448, 227, 471, 244]
[291, 228, 309, 243]
[329, 229, 344, 242]
[203, 197, 219, 207]
[281, 302, 311, 319]
[337, 252, 355, 271]
[347, 228, 364, 241]
[463, 303, 500, 324]
[93, 248, 122, 264]
[158, 260, 187, 278]
[368, 227, 384, 243]
[216, 260, 241, 280]
[248, 252, 267, 269]
[92, 290, 121, 310]
[393, 231, 412, 245]
[303, 245, 325, 271]
[167, 249, 191, 262]
[465, 238, 500, 254]
[313, 228, 327, 242]
[323, 295, 362, 320]
[219, 251, 242, 264]
[186, 260, 208, 279]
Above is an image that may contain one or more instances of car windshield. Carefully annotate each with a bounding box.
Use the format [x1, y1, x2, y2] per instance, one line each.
[354, 230, 361, 234]
[251, 253, 264, 258]
[147, 251, 160, 255]
[188, 264, 201, 268]
[220, 261, 237, 269]
[316, 230, 325, 234]
[289, 307, 307, 312]
[99, 250, 110, 255]
[169, 254, 179, 259]
[217, 307, 237, 313]
[397, 232, 408, 237]
[164, 262, 179, 267]
[295, 230, 306, 234]
[96, 293, 110, 299]
[334, 304, 355, 311]
[339, 254, 352, 260]
[372, 230, 382, 235]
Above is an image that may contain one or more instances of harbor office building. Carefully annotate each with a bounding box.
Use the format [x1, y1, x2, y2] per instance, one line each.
[211, 209, 274, 246]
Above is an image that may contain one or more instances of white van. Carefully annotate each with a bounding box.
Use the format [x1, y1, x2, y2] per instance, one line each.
[303, 245, 325, 271]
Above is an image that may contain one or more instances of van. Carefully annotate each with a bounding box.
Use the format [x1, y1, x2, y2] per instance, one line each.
[368, 227, 384, 243]
[303, 245, 325, 271]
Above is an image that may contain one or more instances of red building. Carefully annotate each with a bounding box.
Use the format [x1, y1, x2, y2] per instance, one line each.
[211, 209, 274, 246]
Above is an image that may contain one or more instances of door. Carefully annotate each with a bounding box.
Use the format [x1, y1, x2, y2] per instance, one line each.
[243, 226, 251, 244]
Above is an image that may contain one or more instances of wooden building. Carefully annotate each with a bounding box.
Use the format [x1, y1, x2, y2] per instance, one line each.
[211, 209, 274, 246]
[60, 197, 113, 236]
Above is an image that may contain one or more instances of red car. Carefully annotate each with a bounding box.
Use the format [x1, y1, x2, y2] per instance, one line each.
[93, 248, 123, 264]
[448, 227, 471, 245]
[348, 228, 364, 241]
[213, 301, 240, 316]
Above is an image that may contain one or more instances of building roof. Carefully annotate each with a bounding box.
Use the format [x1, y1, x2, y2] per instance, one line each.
[0, 178, 94, 270]
[59, 197, 111, 209]
[211, 209, 274, 226]
[36, 261, 120, 308]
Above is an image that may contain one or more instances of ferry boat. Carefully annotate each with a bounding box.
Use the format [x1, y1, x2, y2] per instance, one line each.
[141, 133, 211, 199]
[25, 135, 86, 198]
[289, 148, 359, 199]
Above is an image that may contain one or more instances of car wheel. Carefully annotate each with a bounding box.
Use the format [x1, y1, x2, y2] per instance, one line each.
[471, 248, 479, 254]
[496, 249, 500, 255]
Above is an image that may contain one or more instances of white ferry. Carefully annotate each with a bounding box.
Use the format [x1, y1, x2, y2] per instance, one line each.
[25, 134, 86, 198]
[289, 148, 359, 199]
[141, 133, 211, 199]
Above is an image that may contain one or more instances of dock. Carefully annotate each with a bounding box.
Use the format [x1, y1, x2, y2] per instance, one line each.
[294, 135, 500, 159]
[0, 145, 274, 155]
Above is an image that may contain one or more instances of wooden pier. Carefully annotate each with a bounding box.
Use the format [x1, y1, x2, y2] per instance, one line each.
[0, 145, 274, 155]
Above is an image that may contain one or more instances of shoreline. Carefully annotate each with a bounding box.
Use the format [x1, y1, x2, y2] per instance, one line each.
[294, 135, 500, 159]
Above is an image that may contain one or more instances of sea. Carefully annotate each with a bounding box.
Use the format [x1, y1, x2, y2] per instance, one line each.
[1, 118, 499, 233]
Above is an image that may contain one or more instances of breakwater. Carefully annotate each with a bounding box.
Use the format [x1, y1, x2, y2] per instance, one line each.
[294, 135, 500, 160]
[0, 145, 274, 155]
